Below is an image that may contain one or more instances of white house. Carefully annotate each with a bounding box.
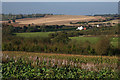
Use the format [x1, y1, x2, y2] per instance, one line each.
[76, 26, 84, 30]
[96, 25, 100, 27]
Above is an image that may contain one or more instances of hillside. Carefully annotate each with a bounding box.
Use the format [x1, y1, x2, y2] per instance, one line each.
[16, 15, 105, 25]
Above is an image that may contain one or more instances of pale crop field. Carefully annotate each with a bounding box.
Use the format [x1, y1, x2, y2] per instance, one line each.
[16, 15, 105, 25]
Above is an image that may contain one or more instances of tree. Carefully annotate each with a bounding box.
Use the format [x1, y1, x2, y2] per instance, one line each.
[52, 32, 71, 44]
[12, 19, 16, 23]
[8, 20, 11, 23]
[2, 25, 14, 35]
[95, 37, 111, 55]
[22, 26, 28, 32]
[70, 22, 72, 24]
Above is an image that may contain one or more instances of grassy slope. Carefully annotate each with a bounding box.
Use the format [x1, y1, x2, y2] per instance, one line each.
[70, 37, 118, 47]
[70, 37, 99, 44]
[15, 32, 54, 37]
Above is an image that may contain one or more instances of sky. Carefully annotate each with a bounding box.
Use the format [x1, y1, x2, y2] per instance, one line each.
[1, 0, 120, 2]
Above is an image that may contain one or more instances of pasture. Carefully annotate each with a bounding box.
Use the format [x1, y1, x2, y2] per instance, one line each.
[15, 32, 54, 38]
[70, 37, 99, 44]
[70, 36, 118, 47]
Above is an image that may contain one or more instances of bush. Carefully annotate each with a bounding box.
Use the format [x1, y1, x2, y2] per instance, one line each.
[52, 32, 71, 44]
[95, 37, 111, 55]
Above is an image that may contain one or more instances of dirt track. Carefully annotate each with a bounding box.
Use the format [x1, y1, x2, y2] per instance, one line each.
[16, 15, 105, 25]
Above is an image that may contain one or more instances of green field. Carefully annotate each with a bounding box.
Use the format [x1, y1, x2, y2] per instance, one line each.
[15, 32, 118, 47]
[70, 37, 100, 44]
[15, 32, 54, 37]
[70, 37, 118, 47]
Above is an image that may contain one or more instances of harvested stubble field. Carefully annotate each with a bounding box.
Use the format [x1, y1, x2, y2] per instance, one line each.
[16, 15, 105, 25]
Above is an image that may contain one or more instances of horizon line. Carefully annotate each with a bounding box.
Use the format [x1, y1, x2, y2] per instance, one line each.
[1, 1, 119, 2]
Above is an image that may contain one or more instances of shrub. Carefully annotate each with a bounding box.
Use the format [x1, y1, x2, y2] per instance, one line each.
[95, 37, 111, 55]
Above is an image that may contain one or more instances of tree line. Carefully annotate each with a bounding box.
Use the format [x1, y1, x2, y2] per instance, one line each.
[2, 24, 119, 56]
[2, 13, 53, 21]
[2, 24, 76, 33]
[49, 25, 119, 37]
[2, 23, 119, 37]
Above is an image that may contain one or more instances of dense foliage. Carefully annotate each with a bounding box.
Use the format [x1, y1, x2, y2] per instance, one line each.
[49, 24, 118, 37]
[2, 24, 76, 33]
[2, 52, 119, 79]
[94, 14, 120, 17]
[69, 25, 118, 36]
[2, 24, 119, 55]
[2, 23, 119, 37]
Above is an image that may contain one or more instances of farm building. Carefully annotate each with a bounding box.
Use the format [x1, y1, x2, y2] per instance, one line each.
[76, 26, 87, 30]
[96, 25, 100, 27]
[76, 26, 84, 30]
[84, 27, 86, 30]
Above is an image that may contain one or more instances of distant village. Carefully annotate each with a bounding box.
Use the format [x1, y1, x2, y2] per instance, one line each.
[75, 19, 118, 31]
[76, 22, 117, 31]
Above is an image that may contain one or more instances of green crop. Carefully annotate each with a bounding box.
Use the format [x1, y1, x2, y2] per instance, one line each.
[2, 52, 120, 79]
